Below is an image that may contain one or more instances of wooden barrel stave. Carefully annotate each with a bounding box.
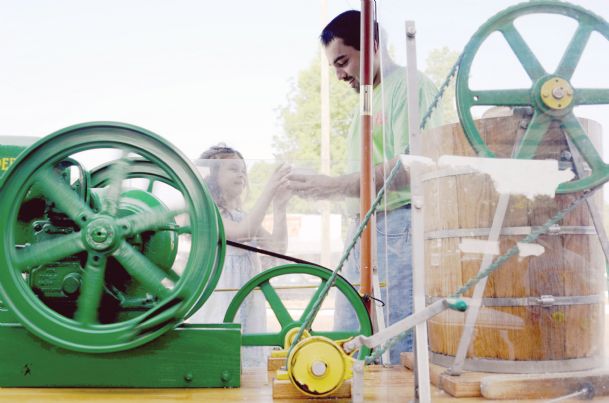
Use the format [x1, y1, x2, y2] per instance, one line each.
[422, 113, 605, 372]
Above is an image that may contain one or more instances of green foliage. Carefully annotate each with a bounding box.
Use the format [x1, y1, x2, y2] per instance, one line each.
[270, 47, 461, 213]
[273, 54, 358, 176]
[424, 46, 460, 124]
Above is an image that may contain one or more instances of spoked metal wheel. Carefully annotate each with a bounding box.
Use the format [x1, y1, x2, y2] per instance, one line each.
[89, 157, 226, 318]
[0, 122, 223, 353]
[224, 264, 372, 359]
[456, 1, 609, 193]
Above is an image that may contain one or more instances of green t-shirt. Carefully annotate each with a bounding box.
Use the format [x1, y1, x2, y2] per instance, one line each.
[346, 67, 440, 213]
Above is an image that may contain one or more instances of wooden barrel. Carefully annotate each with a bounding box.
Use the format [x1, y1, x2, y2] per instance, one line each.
[422, 110, 606, 373]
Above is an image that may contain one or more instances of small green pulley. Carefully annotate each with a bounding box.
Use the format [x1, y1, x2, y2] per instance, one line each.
[456, 1, 609, 193]
[224, 264, 372, 359]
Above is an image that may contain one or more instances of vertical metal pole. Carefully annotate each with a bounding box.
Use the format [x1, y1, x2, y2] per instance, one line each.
[359, 0, 375, 313]
[320, 0, 332, 267]
[405, 21, 431, 403]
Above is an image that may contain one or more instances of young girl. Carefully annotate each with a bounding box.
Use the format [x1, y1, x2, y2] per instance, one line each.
[190, 144, 291, 368]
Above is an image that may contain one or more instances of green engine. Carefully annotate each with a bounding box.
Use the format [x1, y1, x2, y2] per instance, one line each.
[0, 123, 240, 387]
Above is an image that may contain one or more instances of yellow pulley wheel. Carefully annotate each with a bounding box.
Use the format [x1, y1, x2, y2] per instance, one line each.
[283, 328, 311, 350]
[287, 336, 353, 397]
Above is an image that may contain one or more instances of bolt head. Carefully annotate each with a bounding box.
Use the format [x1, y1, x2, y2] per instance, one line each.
[311, 360, 327, 377]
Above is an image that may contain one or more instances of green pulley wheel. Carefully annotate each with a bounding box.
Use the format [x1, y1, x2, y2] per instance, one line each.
[89, 158, 226, 319]
[456, 1, 609, 193]
[0, 122, 222, 353]
[224, 264, 372, 359]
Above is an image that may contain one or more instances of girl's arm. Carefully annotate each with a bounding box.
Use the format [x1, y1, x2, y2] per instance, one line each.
[256, 182, 291, 253]
[222, 163, 291, 242]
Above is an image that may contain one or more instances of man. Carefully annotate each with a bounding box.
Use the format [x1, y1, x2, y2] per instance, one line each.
[288, 10, 439, 364]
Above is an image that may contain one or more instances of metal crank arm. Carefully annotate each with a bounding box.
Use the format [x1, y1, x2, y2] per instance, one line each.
[342, 298, 467, 354]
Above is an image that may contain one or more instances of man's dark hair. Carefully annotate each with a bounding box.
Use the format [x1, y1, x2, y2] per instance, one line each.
[320, 10, 378, 50]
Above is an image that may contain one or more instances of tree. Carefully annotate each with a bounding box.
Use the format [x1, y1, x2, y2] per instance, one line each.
[258, 47, 461, 213]
[424, 46, 460, 125]
[273, 54, 357, 176]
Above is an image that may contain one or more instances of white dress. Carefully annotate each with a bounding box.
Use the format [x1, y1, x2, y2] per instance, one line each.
[189, 209, 267, 369]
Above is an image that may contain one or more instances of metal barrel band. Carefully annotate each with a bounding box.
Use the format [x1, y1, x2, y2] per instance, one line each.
[450, 186, 598, 299]
[425, 225, 597, 239]
[432, 352, 604, 374]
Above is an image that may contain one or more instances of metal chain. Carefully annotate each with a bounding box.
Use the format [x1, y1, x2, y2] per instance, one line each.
[289, 55, 462, 357]
[364, 186, 599, 363]
[451, 187, 597, 298]
[359, 57, 463, 363]
[288, 159, 403, 355]
[419, 54, 462, 131]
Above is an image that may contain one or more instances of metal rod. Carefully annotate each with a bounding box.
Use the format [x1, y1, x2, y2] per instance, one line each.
[405, 20, 431, 403]
[343, 299, 450, 352]
[448, 193, 510, 375]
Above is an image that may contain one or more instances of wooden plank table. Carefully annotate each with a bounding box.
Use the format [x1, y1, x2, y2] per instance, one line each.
[0, 365, 606, 402]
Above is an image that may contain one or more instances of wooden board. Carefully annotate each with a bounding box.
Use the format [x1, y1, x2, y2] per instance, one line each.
[480, 370, 609, 399]
[0, 364, 608, 402]
[272, 378, 351, 399]
[401, 352, 484, 397]
[268, 356, 286, 371]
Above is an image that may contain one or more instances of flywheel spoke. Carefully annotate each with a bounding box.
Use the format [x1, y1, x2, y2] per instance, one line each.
[574, 88, 609, 105]
[560, 112, 607, 171]
[14, 232, 84, 272]
[117, 207, 186, 236]
[513, 111, 552, 159]
[470, 89, 531, 106]
[299, 279, 328, 322]
[113, 241, 173, 299]
[555, 24, 593, 79]
[35, 167, 94, 225]
[259, 280, 293, 327]
[74, 254, 108, 324]
[102, 155, 131, 216]
[500, 23, 546, 81]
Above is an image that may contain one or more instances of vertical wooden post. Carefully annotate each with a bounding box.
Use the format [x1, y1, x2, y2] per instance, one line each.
[359, 0, 375, 313]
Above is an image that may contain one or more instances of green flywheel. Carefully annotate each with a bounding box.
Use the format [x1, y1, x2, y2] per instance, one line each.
[89, 157, 226, 319]
[456, 0, 609, 193]
[224, 264, 372, 359]
[0, 122, 224, 353]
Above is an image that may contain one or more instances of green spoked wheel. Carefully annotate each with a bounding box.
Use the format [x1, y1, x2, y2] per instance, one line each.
[224, 264, 372, 359]
[89, 158, 226, 319]
[456, 1, 609, 193]
[0, 122, 223, 353]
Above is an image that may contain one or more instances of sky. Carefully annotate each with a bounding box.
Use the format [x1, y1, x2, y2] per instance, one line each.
[0, 0, 608, 165]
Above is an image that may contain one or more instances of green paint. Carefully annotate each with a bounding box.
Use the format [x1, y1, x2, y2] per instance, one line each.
[456, 1, 609, 193]
[0, 324, 241, 387]
[225, 264, 372, 360]
[0, 122, 225, 353]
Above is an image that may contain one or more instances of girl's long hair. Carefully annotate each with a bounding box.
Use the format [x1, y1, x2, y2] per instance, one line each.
[195, 144, 246, 211]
